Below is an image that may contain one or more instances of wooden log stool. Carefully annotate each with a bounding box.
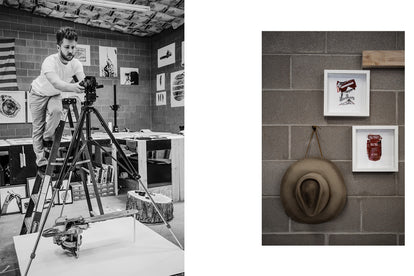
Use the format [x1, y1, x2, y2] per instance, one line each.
[126, 190, 173, 223]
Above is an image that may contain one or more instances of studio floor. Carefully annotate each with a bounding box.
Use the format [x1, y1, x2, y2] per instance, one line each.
[0, 189, 184, 276]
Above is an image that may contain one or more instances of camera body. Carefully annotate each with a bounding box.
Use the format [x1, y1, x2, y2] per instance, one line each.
[73, 75, 104, 104]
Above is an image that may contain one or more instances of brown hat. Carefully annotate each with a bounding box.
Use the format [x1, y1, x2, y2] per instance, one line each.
[280, 158, 347, 224]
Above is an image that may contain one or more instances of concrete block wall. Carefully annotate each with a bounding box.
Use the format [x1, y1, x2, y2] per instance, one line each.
[262, 31, 404, 245]
[0, 6, 152, 138]
[150, 25, 184, 133]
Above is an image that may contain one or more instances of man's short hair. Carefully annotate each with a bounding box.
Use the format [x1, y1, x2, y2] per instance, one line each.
[56, 27, 78, 45]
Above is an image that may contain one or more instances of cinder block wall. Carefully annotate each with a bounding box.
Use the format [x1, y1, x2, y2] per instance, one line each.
[0, 6, 152, 137]
[262, 31, 405, 245]
[150, 25, 184, 133]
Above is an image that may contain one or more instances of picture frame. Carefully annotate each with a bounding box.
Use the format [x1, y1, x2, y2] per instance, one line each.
[0, 184, 27, 215]
[74, 44, 91, 66]
[0, 91, 26, 124]
[324, 70, 370, 116]
[156, 92, 167, 106]
[170, 70, 184, 107]
[157, 43, 175, 68]
[352, 126, 398, 172]
[120, 67, 139, 85]
[21, 197, 30, 214]
[156, 73, 165, 91]
[99, 46, 118, 77]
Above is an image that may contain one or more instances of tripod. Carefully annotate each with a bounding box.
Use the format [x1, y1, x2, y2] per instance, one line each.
[24, 80, 183, 275]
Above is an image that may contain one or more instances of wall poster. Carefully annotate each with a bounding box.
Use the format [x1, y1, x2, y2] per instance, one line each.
[170, 70, 184, 107]
[74, 44, 91, 66]
[157, 43, 175, 68]
[0, 91, 26, 123]
[99, 46, 118, 77]
[120, 67, 139, 85]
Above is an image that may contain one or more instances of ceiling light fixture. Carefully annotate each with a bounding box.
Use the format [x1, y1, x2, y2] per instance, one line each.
[61, 0, 150, 12]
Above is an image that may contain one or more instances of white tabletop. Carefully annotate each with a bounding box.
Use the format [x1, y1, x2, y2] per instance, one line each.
[14, 216, 184, 276]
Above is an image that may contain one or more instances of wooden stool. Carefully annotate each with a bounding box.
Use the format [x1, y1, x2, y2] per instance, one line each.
[126, 190, 173, 223]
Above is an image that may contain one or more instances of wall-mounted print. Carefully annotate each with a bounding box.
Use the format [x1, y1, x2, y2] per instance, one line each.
[0, 184, 27, 215]
[157, 43, 175, 68]
[156, 73, 165, 91]
[324, 70, 370, 116]
[99, 46, 118, 77]
[170, 70, 184, 107]
[0, 91, 26, 124]
[120, 67, 139, 85]
[156, 92, 167, 106]
[352, 126, 398, 172]
[74, 44, 91, 66]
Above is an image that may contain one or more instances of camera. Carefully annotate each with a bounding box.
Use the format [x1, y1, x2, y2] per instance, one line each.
[73, 75, 104, 104]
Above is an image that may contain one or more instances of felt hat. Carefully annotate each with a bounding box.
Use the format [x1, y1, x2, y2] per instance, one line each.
[280, 158, 347, 224]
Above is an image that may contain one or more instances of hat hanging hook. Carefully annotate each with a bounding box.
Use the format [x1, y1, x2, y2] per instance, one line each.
[304, 126, 324, 159]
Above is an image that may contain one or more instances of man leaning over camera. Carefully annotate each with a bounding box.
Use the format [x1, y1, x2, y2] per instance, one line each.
[29, 26, 85, 175]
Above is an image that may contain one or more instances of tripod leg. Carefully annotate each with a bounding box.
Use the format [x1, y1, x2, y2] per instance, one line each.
[71, 103, 104, 215]
[91, 107, 183, 250]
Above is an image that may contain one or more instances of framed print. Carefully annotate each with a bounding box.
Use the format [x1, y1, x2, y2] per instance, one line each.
[58, 188, 73, 205]
[21, 197, 30, 214]
[120, 67, 139, 85]
[0, 184, 27, 214]
[0, 91, 26, 123]
[74, 44, 91, 66]
[156, 92, 167, 106]
[170, 70, 184, 107]
[324, 70, 370, 116]
[352, 126, 398, 172]
[157, 43, 175, 68]
[99, 46, 118, 77]
[156, 73, 165, 91]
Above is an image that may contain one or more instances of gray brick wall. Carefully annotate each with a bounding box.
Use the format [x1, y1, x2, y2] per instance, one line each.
[150, 26, 184, 133]
[0, 6, 170, 138]
[262, 31, 405, 245]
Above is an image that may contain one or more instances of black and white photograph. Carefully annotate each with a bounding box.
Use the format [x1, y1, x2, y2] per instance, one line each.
[0, 1, 184, 275]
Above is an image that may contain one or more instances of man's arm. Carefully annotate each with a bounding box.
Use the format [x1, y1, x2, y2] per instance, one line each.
[45, 71, 84, 93]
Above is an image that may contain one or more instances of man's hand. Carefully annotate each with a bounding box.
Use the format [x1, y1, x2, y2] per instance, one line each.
[72, 82, 85, 93]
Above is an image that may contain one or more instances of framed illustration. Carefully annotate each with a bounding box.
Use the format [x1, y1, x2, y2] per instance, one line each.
[74, 44, 91, 66]
[0, 184, 27, 215]
[120, 67, 139, 85]
[157, 43, 175, 68]
[58, 188, 73, 205]
[170, 70, 184, 107]
[324, 70, 370, 116]
[352, 126, 398, 172]
[21, 197, 30, 214]
[156, 73, 165, 91]
[156, 92, 167, 106]
[0, 91, 26, 124]
[99, 46, 118, 77]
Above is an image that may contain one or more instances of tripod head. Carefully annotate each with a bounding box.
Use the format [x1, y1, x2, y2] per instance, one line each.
[73, 75, 104, 105]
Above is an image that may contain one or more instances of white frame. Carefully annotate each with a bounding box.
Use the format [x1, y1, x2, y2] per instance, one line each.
[0, 91, 26, 124]
[352, 126, 398, 172]
[324, 70, 370, 116]
[170, 70, 184, 107]
[74, 44, 91, 66]
[157, 43, 175, 68]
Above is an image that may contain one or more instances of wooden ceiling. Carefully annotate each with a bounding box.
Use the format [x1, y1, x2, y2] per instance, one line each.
[0, 0, 184, 37]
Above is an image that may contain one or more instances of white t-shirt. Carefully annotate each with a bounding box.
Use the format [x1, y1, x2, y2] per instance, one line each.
[31, 53, 84, 96]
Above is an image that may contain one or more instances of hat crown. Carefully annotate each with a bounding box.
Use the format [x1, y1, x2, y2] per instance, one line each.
[295, 173, 330, 217]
